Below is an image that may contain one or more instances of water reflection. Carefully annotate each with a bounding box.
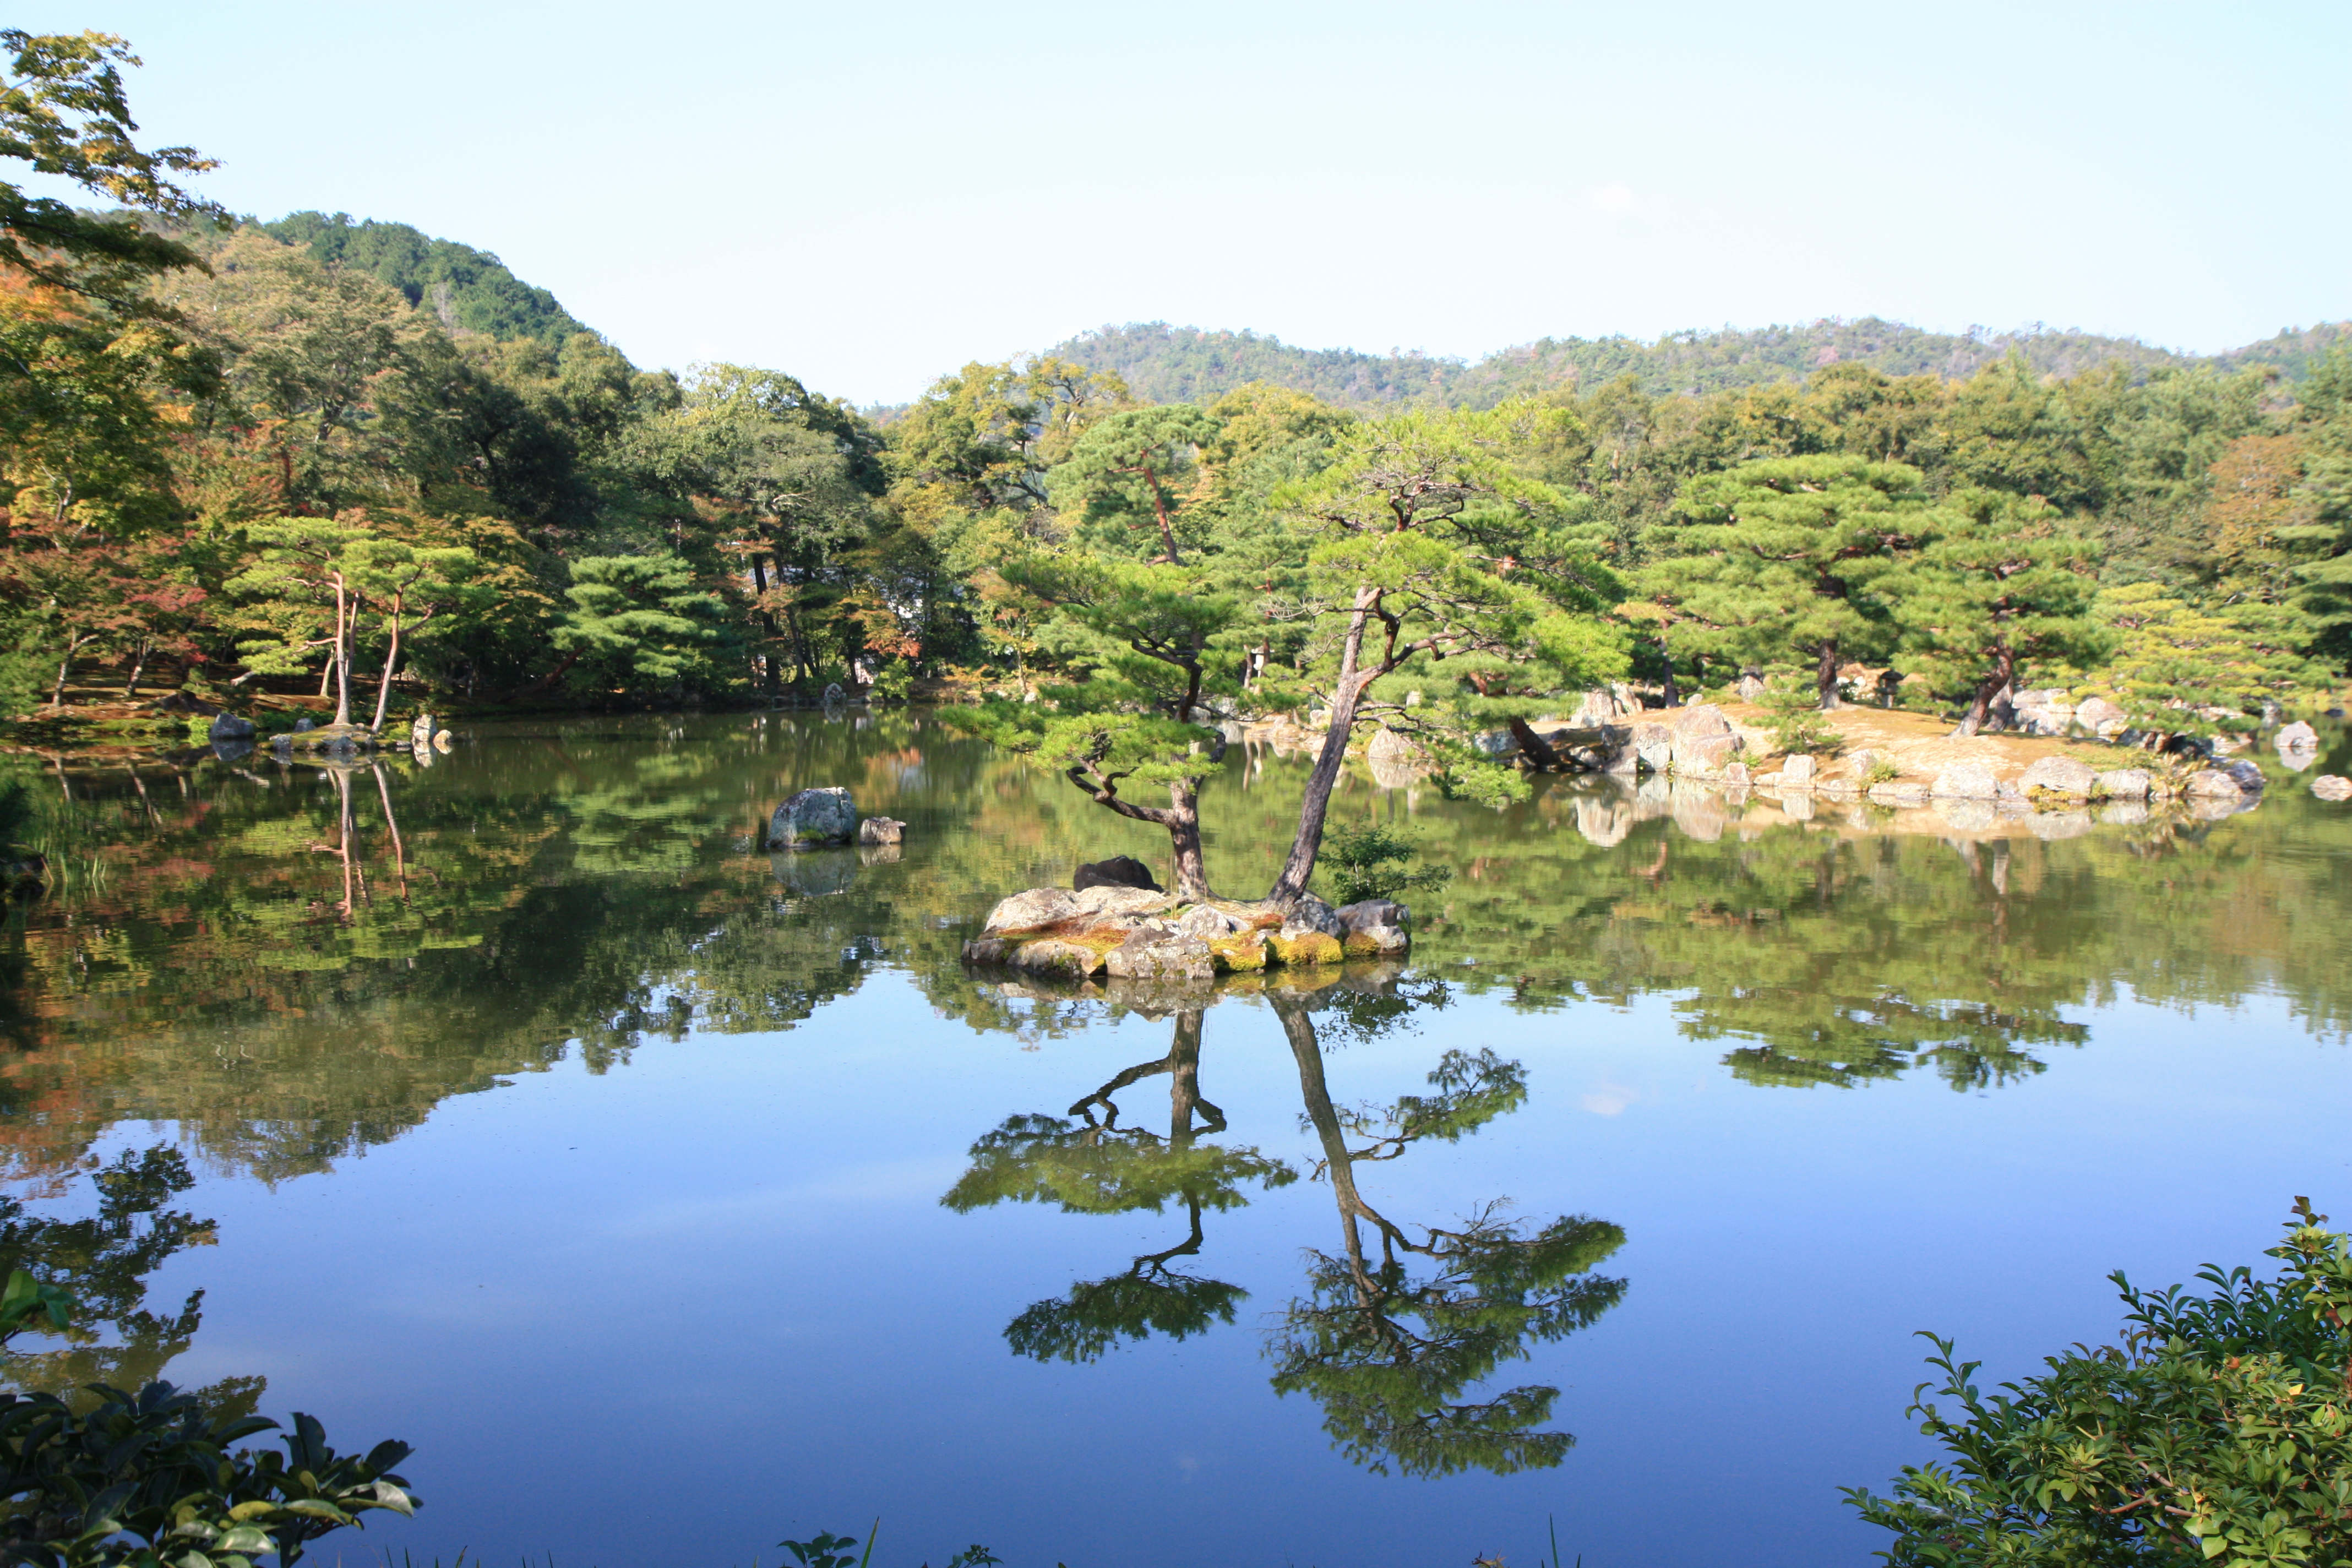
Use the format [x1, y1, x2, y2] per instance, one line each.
[0, 1146, 260, 1417]
[947, 978, 1627, 1477]
[944, 1003, 1292, 1362]
[0, 714, 2341, 1195]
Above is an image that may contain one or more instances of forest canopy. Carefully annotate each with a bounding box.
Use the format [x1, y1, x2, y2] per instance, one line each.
[2, 23, 2349, 747]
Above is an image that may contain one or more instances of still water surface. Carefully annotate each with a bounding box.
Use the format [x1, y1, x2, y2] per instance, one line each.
[1, 715, 2346, 1568]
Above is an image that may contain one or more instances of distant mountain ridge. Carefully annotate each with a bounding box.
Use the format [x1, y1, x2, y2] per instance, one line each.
[260, 211, 600, 351]
[1048, 319, 2352, 409]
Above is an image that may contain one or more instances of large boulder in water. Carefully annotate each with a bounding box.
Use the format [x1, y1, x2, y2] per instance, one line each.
[1074, 854, 1158, 892]
[2019, 756, 2097, 799]
[208, 712, 256, 743]
[769, 787, 857, 848]
[2093, 769, 2152, 801]
[1932, 761, 2000, 800]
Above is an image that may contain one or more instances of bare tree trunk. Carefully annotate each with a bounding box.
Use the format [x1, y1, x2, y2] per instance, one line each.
[1952, 641, 2017, 738]
[123, 638, 149, 699]
[1165, 779, 1210, 902]
[368, 603, 402, 733]
[1659, 637, 1681, 707]
[1267, 589, 1376, 910]
[1509, 717, 1562, 771]
[50, 635, 81, 708]
[1815, 639, 1842, 711]
[330, 575, 353, 729]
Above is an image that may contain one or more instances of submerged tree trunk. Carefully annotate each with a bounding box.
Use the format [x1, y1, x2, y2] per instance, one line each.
[1815, 639, 1842, 710]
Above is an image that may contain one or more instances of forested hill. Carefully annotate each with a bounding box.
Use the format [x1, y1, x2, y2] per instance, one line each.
[1050, 319, 2352, 408]
[258, 211, 600, 350]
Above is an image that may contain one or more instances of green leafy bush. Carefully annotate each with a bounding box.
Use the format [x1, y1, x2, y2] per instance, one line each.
[1317, 822, 1453, 907]
[1846, 1199, 2352, 1568]
[0, 1382, 416, 1566]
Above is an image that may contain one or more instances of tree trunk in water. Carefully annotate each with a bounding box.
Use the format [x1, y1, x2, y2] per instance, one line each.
[1815, 640, 1842, 710]
[368, 609, 403, 733]
[123, 639, 149, 699]
[1165, 778, 1211, 902]
[1267, 590, 1375, 910]
[1509, 717, 1562, 771]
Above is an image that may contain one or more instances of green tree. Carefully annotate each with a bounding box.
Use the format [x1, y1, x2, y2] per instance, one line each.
[943, 552, 1238, 899]
[1050, 404, 1218, 562]
[1653, 455, 1932, 710]
[0, 28, 219, 304]
[1889, 491, 2109, 733]
[225, 514, 377, 727]
[552, 553, 727, 697]
[1264, 402, 1624, 907]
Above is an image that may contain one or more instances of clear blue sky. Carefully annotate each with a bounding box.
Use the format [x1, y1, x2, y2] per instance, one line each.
[26, 0, 2351, 404]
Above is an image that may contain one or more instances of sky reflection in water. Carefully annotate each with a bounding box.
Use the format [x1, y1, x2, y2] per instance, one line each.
[0, 714, 2344, 1568]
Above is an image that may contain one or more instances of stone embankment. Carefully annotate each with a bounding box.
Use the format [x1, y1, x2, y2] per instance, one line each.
[960, 886, 1409, 982]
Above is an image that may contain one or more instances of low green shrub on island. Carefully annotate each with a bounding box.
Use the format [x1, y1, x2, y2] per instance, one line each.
[1848, 1200, 2352, 1568]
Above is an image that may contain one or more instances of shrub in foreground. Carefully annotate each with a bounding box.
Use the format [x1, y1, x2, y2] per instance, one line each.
[1847, 1200, 2352, 1568]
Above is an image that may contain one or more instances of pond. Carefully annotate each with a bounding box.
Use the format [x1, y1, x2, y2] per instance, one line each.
[0, 714, 2345, 1568]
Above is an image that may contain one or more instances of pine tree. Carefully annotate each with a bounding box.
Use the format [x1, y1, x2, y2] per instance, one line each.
[1648, 455, 1932, 710]
[941, 553, 1238, 900]
[1262, 402, 1624, 908]
[1887, 490, 2108, 734]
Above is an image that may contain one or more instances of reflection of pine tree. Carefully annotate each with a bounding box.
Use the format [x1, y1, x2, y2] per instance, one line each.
[1268, 997, 1626, 1478]
[943, 1008, 1293, 1364]
[0, 1145, 263, 1418]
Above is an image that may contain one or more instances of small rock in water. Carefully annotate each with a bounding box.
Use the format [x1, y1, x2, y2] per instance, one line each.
[858, 816, 906, 846]
[293, 718, 314, 733]
[2311, 775, 2352, 802]
[769, 786, 858, 847]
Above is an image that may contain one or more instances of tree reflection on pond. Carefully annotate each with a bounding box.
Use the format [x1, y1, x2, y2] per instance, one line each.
[946, 976, 1626, 1477]
[943, 1004, 1293, 1362]
[0, 1145, 262, 1418]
